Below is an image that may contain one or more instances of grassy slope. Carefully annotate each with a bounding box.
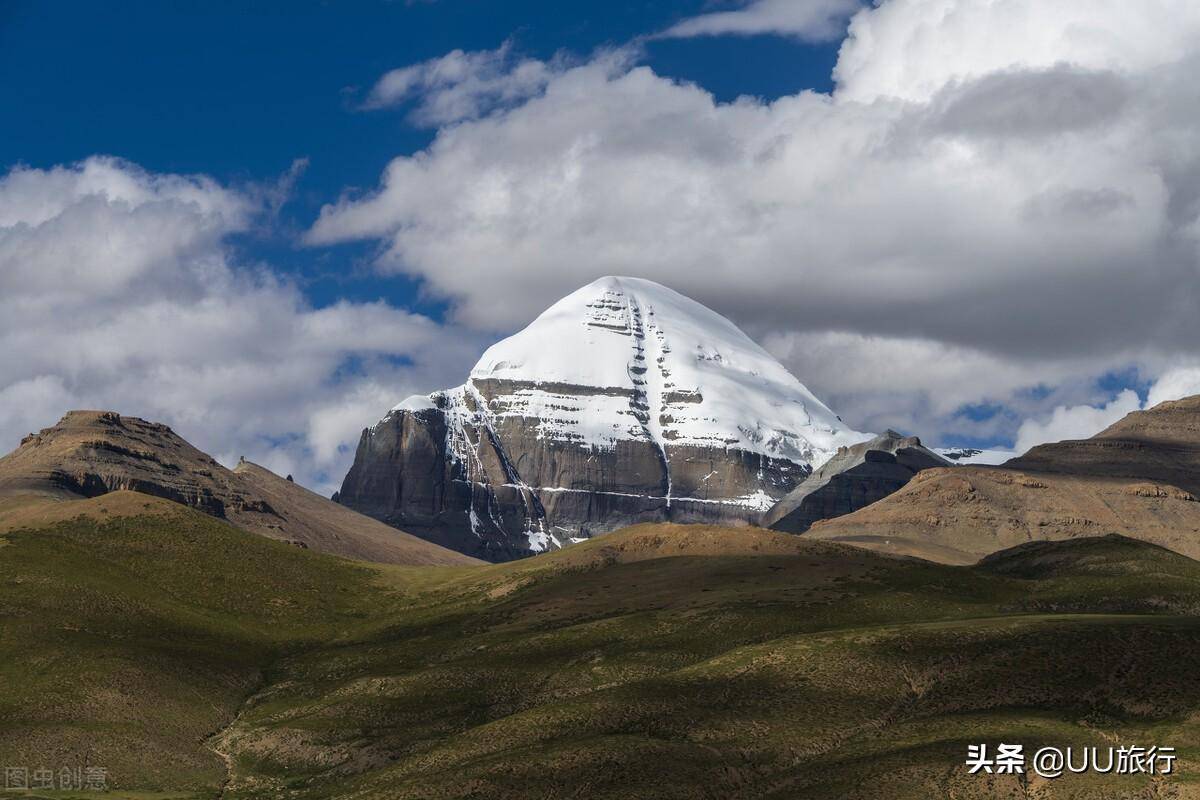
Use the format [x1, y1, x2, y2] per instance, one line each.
[223, 528, 1200, 800]
[4, 515, 1200, 799]
[0, 496, 392, 797]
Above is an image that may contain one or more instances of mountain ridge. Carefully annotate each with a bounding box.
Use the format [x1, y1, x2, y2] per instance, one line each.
[806, 394, 1200, 564]
[0, 409, 477, 566]
[762, 429, 950, 533]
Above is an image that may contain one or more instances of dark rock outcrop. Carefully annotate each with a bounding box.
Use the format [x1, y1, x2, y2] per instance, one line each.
[338, 388, 811, 562]
[761, 430, 949, 533]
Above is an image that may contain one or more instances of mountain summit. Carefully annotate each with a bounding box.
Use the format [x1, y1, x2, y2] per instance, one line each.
[338, 276, 867, 560]
[467, 276, 858, 464]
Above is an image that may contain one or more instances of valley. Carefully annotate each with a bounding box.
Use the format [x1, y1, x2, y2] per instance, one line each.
[3, 497, 1200, 798]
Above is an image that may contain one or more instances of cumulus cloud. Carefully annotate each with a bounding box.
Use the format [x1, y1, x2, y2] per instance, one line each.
[833, 0, 1200, 103]
[0, 157, 481, 493]
[361, 42, 570, 126]
[1005, 364, 1200, 455]
[924, 66, 1132, 140]
[18, 1, 1200, 496]
[659, 0, 862, 42]
[1013, 389, 1142, 454]
[1147, 366, 1200, 409]
[307, 0, 1200, 446]
[760, 330, 1131, 448]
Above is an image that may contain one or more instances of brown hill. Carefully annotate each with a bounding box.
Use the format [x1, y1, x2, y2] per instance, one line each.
[806, 396, 1200, 564]
[232, 459, 478, 565]
[0, 490, 180, 532]
[0, 410, 478, 566]
[1007, 394, 1200, 493]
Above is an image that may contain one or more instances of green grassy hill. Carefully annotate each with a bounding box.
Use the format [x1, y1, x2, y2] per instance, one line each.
[3, 504, 1200, 799]
[0, 494, 392, 796]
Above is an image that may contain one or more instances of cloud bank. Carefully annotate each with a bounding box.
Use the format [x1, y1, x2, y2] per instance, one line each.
[0, 158, 480, 493]
[309, 0, 1200, 449]
[11, 0, 1200, 486]
[1013, 390, 1143, 455]
[1010, 365, 1200, 456]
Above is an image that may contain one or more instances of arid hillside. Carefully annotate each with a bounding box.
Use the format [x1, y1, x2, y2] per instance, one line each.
[808, 396, 1200, 563]
[0, 410, 477, 566]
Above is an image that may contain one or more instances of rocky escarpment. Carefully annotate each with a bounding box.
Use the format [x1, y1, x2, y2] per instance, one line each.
[0, 410, 477, 566]
[804, 394, 1200, 564]
[1006, 395, 1200, 494]
[340, 387, 812, 560]
[2, 411, 277, 520]
[338, 276, 867, 562]
[761, 430, 949, 533]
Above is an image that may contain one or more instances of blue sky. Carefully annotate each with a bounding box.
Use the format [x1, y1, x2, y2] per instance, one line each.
[3, 0, 1200, 490]
[1, 0, 838, 315]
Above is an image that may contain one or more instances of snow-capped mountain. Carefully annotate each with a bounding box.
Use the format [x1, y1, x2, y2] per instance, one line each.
[337, 276, 868, 561]
[934, 447, 1015, 465]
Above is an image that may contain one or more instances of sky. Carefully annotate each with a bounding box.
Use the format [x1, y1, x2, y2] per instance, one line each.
[3, 0, 1200, 493]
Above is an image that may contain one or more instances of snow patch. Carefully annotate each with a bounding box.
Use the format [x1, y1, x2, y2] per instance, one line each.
[935, 447, 1014, 466]
[392, 394, 436, 412]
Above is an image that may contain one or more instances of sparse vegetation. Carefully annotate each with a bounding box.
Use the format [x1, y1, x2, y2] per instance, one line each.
[3, 513, 1200, 799]
[0, 506, 382, 794]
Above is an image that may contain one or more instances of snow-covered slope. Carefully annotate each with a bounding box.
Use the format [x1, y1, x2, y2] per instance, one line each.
[403, 276, 867, 465]
[348, 276, 869, 561]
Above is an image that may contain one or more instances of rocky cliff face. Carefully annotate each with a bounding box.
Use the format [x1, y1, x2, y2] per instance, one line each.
[761, 430, 950, 533]
[1006, 395, 1200, 494]
[338, 276, 867, 561]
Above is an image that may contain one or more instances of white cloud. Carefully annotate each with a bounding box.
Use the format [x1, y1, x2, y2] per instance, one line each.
[0, 377, 75, 450]
[834, 0, 1200, 103]
[759, 330, 1140, 449]
[1013, 389, 1142, 454]
[0, 157, 481, 494]
[361, 42, 568, 126]
[1004, 365, 1200, 455]
[307, 0, 1200, 447]
[18, 2, 1200, 495]
[1147, 366, 1200, 409]
[660, 0, 863, 42]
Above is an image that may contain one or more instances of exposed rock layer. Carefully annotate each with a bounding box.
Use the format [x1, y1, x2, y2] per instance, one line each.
[1007, 395, 1200, 494]
[0, 411, 477, 566]
[761, 430, 949, 533]
[338, 387, 812, 561]
[806, 396, 1200, 564]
